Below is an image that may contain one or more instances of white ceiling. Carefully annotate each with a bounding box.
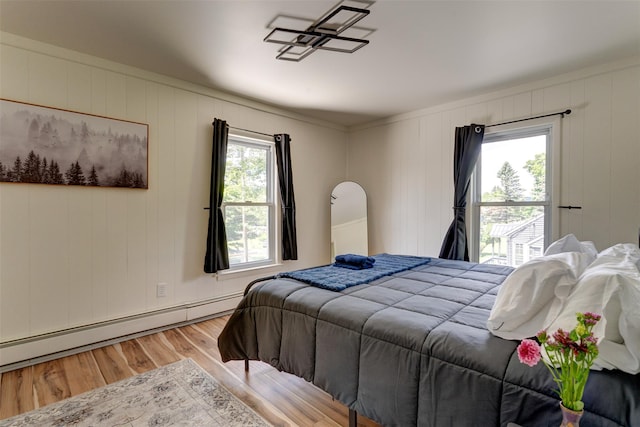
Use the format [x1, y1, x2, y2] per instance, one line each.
[1, 0, 639, 126]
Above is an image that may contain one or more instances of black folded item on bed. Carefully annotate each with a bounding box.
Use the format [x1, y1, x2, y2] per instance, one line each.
[219, 258, 640, 426]
[334, 254, 376, 269]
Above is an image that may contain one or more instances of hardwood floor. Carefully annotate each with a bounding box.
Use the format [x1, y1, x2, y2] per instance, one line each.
[0, 315, 381, 427]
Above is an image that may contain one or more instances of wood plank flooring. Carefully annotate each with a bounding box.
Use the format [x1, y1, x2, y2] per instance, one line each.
[0, 315, 381, 427]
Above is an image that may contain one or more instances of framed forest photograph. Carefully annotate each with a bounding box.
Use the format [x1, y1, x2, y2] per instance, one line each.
[0, 99, 148, 189]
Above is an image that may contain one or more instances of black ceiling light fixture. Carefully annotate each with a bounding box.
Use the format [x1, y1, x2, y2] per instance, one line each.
[264, 0, 374, 62]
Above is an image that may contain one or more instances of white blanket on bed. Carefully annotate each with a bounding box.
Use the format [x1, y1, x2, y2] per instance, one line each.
[487, 235, 640, 374]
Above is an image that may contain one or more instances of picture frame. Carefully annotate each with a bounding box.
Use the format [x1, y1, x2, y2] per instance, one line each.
[0, 98, 148, 189]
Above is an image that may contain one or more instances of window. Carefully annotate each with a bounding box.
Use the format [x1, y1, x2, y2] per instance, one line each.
[222, 135, 275, 269]
[471, 124, 558, 267]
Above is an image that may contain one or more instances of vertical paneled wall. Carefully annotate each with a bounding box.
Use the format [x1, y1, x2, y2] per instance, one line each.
[0, 33, 347, 346]
[348, 59, 640, 257]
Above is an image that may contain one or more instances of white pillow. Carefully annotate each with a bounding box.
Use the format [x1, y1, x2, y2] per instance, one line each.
[546, 244, 640, 374]
[487, 252, 594, 340]
[598, 243, 640, 263]
[544, 233, 598, 260]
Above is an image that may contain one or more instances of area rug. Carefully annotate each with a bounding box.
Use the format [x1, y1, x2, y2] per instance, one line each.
[1, 358, 272, 426]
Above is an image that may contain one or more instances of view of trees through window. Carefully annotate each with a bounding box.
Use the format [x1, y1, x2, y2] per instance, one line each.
[476, 133, 549, 267]
[223, 139, 273, 266]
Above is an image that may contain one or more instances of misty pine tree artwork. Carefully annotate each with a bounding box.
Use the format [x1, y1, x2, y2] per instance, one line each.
[0, 99, 148, 188]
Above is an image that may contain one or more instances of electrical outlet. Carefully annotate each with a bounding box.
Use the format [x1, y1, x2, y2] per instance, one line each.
[157, 283, 168, 298]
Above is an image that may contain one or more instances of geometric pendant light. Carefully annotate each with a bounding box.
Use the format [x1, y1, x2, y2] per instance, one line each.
[264, 0, 374, 61]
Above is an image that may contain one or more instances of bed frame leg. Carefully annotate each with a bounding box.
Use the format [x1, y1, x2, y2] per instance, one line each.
[244, 359, 249, 371]
[349, 408, 357, 427]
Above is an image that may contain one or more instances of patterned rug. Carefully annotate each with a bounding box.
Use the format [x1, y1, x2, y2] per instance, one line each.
[1, 358, 272, 426]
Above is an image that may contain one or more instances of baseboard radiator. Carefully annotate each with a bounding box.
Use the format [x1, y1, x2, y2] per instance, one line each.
[0, 293, 242, 373]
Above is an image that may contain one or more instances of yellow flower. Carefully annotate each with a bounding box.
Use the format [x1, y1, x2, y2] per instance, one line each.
[575, 324, 587, 336]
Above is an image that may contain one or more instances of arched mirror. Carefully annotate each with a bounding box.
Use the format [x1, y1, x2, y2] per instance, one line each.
[331, 181, 368, 260]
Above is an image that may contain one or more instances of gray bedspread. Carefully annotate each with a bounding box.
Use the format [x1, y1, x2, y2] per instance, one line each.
[218, 258, 640, 426]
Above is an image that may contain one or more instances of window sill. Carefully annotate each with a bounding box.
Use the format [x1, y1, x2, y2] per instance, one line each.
[215, 262, 284, 280]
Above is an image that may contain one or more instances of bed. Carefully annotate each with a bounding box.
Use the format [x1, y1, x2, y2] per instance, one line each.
[218, 253, 640, 426]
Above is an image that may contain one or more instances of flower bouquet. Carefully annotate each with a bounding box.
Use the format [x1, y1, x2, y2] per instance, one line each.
[517, 312, 601, 417]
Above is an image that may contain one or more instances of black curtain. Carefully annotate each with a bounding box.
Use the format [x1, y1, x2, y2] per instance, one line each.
[204, 119, 230, 273]
[439, 124, 485, 261]
[274, 134, 298, 260]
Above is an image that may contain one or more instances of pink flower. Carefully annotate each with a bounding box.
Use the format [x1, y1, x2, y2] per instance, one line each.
[517, 339, 541, 367]
[584, 335, 598, 345]
[582, 312, 601, 326]
[583, 312, 601, 320]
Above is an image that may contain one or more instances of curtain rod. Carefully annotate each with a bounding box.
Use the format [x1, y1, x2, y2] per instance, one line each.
[229, 126, 273, 138]
[486, 109, 571, 128]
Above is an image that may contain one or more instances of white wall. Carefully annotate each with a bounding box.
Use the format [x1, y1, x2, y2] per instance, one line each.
[348, 58, 640, 257]
[0, 33, 347, 366]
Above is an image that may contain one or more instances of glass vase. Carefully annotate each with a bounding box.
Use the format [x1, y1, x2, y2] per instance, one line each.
[560, 403, 583, 427]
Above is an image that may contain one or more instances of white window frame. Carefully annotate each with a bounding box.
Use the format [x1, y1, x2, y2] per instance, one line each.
[222, 134, 277, 271]
[469, 118, 561, 264]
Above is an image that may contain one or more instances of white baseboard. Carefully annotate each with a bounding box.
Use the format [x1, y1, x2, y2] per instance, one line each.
[0, 293, 242, 372]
